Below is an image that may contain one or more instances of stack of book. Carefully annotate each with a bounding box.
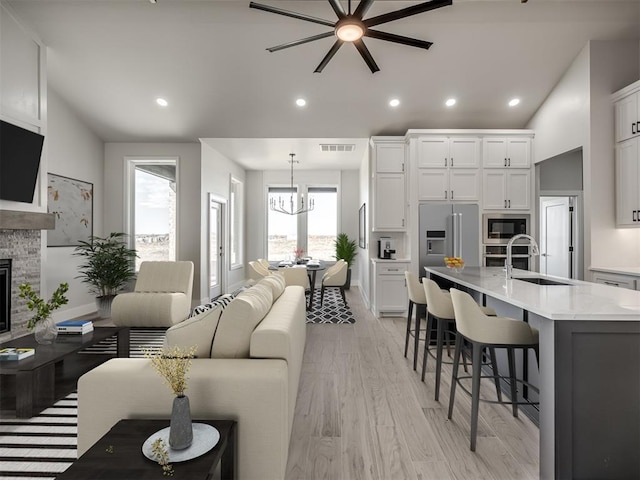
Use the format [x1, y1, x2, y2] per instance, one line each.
[56, 319, 94, 335]
[0, 347, 35, 361]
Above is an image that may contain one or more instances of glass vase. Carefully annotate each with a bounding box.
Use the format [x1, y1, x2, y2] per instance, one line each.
[169, 395, 193, 450]
[34, 317, 58, 345]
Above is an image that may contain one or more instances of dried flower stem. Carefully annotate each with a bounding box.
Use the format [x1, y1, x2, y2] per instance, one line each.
[146, 345, 197, 397]
[151, 438, 174, 476]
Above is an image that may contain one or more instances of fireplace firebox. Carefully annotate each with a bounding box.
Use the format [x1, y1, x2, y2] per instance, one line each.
[0, 259, 11, 334]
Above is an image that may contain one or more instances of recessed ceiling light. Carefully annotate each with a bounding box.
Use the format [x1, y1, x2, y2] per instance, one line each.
[509, 98, 521, 107]
[156, 98, 168, 107]
[389, 99, 400, 107]
[296, 98, 306, 107]
[445, 98, 456, 107]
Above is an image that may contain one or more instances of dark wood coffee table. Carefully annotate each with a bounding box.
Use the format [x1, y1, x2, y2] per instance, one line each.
[57, 419, 236, 480]
[0, 326, 129, 417]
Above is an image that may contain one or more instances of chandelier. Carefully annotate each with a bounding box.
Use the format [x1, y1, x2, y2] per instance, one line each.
[269, 153, 314, 215]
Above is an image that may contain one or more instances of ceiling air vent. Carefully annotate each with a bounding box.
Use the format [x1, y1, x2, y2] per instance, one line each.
[320, 144, 355, 153]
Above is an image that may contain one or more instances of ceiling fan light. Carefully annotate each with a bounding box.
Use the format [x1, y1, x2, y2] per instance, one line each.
[336, 21, 365, 42]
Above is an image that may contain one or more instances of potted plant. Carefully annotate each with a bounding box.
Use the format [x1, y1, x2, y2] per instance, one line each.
[73, 232, 137, 318]
[18, 282, 69, 344]
[334, 233, 357, 289]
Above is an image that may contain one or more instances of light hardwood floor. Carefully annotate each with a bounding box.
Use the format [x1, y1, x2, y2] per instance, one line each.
[286, 287, 539, 480]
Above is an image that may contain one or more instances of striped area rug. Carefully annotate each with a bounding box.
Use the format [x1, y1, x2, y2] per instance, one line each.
[0, 329, 166, 479]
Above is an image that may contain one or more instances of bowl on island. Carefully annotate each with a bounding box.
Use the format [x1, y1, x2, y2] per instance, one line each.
[444, 256, 465, 273]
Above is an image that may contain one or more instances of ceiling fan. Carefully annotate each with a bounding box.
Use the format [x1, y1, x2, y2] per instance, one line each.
[249, 0, 452, 73]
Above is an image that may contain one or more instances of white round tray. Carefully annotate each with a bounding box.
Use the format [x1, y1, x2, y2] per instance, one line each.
[142, 423, 220, 463]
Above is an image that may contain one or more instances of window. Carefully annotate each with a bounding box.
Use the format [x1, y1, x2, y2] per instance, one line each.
[267, 185, 338, 261]
[267, 187, 298, 261]
[307, 187, 337, 260]
[230, 177, 243, 268]
[126, 159, 177, 271]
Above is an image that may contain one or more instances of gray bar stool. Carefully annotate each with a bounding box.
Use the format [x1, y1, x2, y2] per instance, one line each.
[448, 288, 539, 451]
[422, 278, 502, 402]
[404, 272, 427, 371]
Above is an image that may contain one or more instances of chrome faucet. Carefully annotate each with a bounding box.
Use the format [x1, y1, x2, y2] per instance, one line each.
[506, 234, 540, 279]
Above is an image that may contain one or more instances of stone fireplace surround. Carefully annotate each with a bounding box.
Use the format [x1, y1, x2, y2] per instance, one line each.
[0, 210, 55, 340]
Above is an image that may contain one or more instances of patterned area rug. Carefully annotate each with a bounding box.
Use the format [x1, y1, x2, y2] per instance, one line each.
[307, 288, 356, 324]
[0, 329, 165, 479]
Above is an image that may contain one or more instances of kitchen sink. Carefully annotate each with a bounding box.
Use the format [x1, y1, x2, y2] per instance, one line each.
[513, 276, 571, 286]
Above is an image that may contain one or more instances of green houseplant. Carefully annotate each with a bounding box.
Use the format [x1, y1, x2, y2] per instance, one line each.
[73, 233, 137, 318]
[18, 282, 69, 344]
[334, 233, 358, 289]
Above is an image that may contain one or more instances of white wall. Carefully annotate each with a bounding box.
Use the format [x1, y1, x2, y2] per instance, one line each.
[589, 40, 640, 267]
[45, 88, 104, 320]
[103, 143, 201, 302]
[200, 141, 247, 300]
[527, 40, 640, 275]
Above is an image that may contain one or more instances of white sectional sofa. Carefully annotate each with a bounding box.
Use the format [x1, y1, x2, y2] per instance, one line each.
[77, 273, 306, 480]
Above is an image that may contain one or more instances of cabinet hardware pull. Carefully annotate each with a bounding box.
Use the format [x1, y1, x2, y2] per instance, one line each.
[508, 199, 511, 208]
[451, 158, 453, 166]
[504, 158, 507, 167]
[634, 210, 638, 222]
[451, 190, 454, 199]
[637, 122, 640, 135]
[604, 281, 618, 286]
[445, 158, 447, 167]
[445, 190, 447, 199]
[402, 218, 405, 227]
[504, 199, 507, 208]
[634, 123, 637, 135]
[508, 158, 511, 166]
[388, 268, 399, 271]
[402, 163, 404, 172]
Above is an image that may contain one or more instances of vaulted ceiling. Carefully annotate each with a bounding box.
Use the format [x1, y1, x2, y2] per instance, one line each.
[6, 0, 640, 169]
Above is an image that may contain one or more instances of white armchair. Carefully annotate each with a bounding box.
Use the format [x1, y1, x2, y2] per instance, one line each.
[111, 261, 194, 327]
[248, 261, 271, 280]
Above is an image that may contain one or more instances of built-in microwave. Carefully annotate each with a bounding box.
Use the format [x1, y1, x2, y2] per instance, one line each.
[483, 214, 530, 244]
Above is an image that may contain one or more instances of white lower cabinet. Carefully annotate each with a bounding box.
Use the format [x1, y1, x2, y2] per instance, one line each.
[372, 261, 409, 316]
[592, 272, 637, 290]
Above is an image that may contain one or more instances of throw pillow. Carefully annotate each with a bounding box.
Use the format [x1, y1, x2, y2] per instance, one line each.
[189, 293, 234, 318]
[164, 304, 224, 358]
[211, 283, 273, 358]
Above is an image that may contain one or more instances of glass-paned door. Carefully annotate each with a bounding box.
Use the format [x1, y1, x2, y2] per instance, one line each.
[209, 196, 224, 298]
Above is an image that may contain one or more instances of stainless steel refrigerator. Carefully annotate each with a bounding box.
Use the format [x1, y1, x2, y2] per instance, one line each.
[419, 203, 480, 274]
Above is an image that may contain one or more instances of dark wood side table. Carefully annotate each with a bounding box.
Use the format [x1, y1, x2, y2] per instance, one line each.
[57, 419, 236, 480]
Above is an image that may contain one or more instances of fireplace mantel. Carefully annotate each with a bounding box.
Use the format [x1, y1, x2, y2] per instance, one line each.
[0, 209, 55, 230]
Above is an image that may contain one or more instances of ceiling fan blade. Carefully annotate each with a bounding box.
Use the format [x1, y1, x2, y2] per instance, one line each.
[314, 40, 344, 73]
[365, 29, 433, 50]
[353, 0, 375, 18]
[364, 0, 452, 28]
[327, 0, 346, 19]
[353, 39, 380, 73]
[267, 32, 336, 52]
[250, 2, 336, 28]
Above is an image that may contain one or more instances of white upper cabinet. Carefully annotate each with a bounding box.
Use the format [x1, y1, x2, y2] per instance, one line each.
[616, 139, 640, 226]
[483, 170, 530, 210]
[374, 173, 406, 230]
[615, 92, 640, 143]
[375, 142, 405, 173]
[418, 137, 480, 168]
[482, 137, 531, 168]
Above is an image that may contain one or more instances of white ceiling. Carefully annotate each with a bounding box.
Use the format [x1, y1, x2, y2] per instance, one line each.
[6, 0, 640, 170]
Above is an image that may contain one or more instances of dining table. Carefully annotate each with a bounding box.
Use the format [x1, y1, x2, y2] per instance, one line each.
[270, 260, 326, 311]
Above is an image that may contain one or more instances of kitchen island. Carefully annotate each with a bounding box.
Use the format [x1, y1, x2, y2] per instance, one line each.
[425, 266, 640, 480]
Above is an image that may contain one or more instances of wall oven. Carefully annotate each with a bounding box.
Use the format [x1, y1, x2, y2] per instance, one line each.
[483, 214, 530, 244]
[483, 245, 531, 270]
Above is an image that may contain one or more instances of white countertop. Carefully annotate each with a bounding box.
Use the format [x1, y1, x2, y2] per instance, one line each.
[590, 266, 640, 278]
[371, 258, 410, 263]
[425, 266, 640, 321]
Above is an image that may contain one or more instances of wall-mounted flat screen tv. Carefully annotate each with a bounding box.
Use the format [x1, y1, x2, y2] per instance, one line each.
[0, 120, 45, 203]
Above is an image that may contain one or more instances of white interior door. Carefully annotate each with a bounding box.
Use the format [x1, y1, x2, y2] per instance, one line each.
[209, 196, 224, 299]
[540, 197, 571, 278]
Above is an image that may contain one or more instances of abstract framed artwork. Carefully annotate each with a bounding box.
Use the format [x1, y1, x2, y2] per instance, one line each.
[359, 203, 366, 248]
[47, 173, 93, 247]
